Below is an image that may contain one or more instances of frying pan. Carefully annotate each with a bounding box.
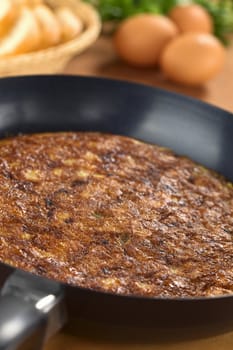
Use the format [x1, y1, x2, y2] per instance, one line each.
[0, 75, 233, 350]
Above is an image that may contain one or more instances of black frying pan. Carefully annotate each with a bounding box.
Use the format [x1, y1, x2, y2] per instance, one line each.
[0, 75, 233, 350]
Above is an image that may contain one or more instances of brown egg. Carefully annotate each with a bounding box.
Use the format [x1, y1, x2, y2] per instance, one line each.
[169, 4, 213, 34]
[160, 33, 226, 86]
[113, 14, 178, 67]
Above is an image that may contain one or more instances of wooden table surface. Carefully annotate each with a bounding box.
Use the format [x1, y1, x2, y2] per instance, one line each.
[45, 36, 233, 350]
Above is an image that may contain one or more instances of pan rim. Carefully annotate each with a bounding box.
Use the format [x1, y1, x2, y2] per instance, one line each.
[0, 74, 232, 118]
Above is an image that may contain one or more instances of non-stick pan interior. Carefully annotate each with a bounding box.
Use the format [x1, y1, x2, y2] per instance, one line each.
[0, 75, 232, 180]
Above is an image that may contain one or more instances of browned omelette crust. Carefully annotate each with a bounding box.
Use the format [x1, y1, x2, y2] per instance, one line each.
[0, 132, 232, 297]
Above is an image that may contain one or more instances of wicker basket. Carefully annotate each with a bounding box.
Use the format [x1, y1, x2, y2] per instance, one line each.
[0, 0, 101, 76]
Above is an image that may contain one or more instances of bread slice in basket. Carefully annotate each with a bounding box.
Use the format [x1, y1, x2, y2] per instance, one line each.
[33, 4, 61, 48]
[0, 0, 18, 37]
[0, 6, 41, 57]
[55, 6, 84, 42]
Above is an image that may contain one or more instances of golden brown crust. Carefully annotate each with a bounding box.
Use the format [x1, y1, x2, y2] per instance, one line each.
[0, 132, 232, 297]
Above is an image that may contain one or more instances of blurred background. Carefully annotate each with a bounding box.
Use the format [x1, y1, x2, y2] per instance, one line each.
[0, 0, 232, 111]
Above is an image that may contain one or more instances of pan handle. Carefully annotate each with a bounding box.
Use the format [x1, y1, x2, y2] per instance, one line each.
[0, 270, 66, 350]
